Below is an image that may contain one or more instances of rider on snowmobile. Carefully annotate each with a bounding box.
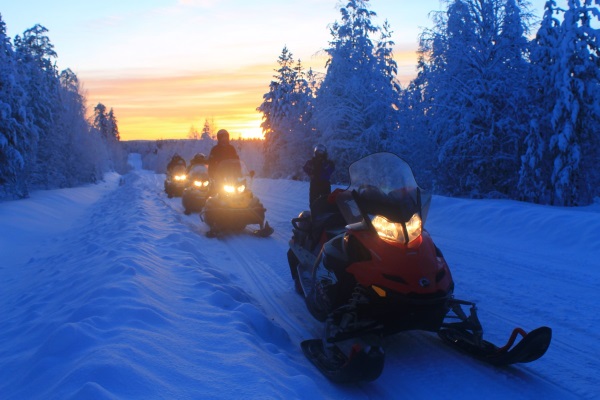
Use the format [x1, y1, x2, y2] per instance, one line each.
[187, 153, 208, 173]
[167, 153, 186, 174]
[208, 129, 239, 183]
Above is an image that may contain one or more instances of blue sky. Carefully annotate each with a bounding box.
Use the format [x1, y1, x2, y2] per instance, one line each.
[1, 0, 552, 140]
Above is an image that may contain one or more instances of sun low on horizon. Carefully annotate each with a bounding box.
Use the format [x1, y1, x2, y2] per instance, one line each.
[83, 67, 275, 141]
[81, 51, 419, 142]
[2, 0, 552, 142]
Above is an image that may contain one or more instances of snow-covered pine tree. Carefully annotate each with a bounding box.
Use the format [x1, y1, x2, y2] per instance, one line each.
[187, 125, 200, 140]
[313, 0, 401, 183]
[14, 24, 61, 189]
[416, 0, 533, 198]
[200, 118, 214, 141]
[518, 0, 561, 203]
[107, 108, 120, 141]
[56, 68, 103, 186]
[548, 0, 600, 206]
[258, 46, 314, 179]
[93, 103, 110, 140]
[0, 14, 32, 198]
[417, 0, 481, 195]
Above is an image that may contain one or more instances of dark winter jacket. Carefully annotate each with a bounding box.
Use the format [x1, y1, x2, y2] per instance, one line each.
[208, 143, 239, 179]
[167, 156, 186, 174]
[303, 156, 335, 206]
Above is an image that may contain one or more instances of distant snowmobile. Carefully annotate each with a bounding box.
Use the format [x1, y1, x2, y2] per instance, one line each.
[288, 152, 551, 383]
[201, 159, 273, 238]
[164, 165, 188, 198]
[182, 164, 210, 214]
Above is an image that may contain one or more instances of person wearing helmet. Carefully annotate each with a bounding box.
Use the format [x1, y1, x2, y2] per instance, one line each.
[303, 144, 335, 206]
[167, 153, 186, 174]
[208, 129, 239, 179]
[187, 153, 208, 171]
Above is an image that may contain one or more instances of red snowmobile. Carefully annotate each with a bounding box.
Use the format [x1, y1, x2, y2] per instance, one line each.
[287, 152, 551, 383]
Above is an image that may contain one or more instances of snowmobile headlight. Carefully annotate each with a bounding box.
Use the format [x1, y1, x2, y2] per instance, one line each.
[224, 184, 245, 194]
[174, 174, 187, 181]
[224, 184, 235, 193]
[194, 180, 209, 188]
[405, 213, 422, 243]
[372, 215, 404, 243]
[371, 213, 422, 244]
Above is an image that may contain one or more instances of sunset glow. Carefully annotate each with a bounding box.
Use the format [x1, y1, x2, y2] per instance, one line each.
[2, 0, 551, 142]
[80, 65, 276, 140]
[80, 49, 418, 141]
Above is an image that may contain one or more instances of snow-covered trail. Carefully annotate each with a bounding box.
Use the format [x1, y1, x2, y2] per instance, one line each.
[1, 154, 596, 399]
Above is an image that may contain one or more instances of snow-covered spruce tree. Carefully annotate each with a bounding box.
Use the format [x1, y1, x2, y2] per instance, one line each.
[200, 118, 215, 141]
[107, 108, 120, 141]
[518, 0, 561, 203]
[187, 125, 200, 140]
[416, 0, 534, 198]
[258, 46, 314, 179]
[92, 103, 128, 174]
[14, 24, 61, 189]
[56, 68, 108, 185]
[93, 103, 110, 140]
[0, 14, 32, 198]
[312, 0, 401, 183]
[547, 0, 600, 206]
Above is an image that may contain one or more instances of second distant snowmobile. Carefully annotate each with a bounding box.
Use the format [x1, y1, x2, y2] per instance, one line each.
[182, 164, 210, 214]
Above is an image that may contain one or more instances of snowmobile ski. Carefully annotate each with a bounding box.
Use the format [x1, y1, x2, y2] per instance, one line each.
[250, 221, 274, 237]
[301, 338, 385, 383]
[438, 326, 552, 366]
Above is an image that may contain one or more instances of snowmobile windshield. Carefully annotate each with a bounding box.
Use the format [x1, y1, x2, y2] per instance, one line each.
[169, 164, 187, 178]
[215, 159, 246, 183]
[188, 164, 208, 180]
[336, 152, 431, 227]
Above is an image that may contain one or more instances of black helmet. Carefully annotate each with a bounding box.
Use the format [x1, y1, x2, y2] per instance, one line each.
[192, 153, 206, 163]
[217, 129, 230, 143]
[314, 144, 327, 158]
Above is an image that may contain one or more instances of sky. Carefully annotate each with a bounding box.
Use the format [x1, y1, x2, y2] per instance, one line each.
[0, 151, 598, 398]
[2, 0, 553, 141]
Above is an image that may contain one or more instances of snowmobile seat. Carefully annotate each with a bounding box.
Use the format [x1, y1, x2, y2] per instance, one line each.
[310, 195, 346, 249]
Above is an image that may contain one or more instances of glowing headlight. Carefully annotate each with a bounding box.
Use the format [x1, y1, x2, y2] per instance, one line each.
[371, 213, 422, 244]
[372, 215, 403, 242]
[174, 174, 187, 181]
[405, 213, 422, 243]
[224, 184, 235, 193]
[194, 180, 209, 188]
[224, 184, 245, 194]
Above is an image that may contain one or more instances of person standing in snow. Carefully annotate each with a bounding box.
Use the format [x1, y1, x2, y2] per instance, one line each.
[303, 144, 335, 206]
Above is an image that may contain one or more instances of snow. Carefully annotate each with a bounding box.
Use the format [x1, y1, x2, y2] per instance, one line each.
[1, 153, 599, 399]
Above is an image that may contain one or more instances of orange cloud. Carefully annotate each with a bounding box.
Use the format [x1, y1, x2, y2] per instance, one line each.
[80, 50, 419, 141]
[81, 65, 275, 141]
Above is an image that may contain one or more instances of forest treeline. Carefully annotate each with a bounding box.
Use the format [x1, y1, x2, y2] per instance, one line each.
[0, 16, 127, 200]
[258, 0, 600, 206]
[2, 1, 598, 207]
